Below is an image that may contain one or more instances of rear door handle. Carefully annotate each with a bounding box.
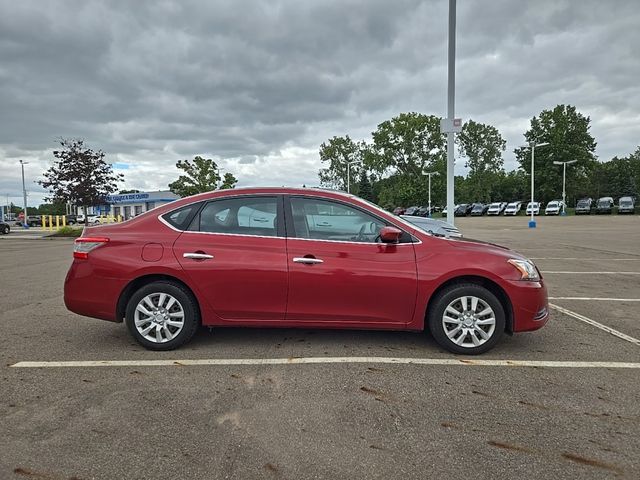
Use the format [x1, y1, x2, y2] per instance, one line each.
[293, 257, 324, 265]
[183, 252, 214, 260]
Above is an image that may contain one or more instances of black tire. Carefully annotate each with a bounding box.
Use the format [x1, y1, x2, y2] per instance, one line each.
[1, 225, 9, 235]
[125, 281, 200, 351]
[427, 283, 505, 355]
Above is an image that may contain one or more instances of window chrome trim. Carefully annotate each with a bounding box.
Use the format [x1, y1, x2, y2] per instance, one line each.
[157, 192, 422, 245]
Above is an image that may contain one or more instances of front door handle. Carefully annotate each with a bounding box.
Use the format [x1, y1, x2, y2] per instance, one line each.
[293, 257, 324, 265]
[183, 252, 214, 260]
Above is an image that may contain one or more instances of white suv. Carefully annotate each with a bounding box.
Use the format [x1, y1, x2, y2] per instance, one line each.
[545, 200, 564, 215]
[526, 202, 541, 215]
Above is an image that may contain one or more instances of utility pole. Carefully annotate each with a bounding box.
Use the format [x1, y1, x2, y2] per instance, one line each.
[20, 160, 29, 228]
[554, 160, 577, 215]
[425, 171, 439, 217]
[445, 0, 457, 227]
[522, 142, 549, 228]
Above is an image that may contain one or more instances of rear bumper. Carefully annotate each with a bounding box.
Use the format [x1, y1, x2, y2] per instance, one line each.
[64, 260, 126, 322]
[506, 279, 550, 332]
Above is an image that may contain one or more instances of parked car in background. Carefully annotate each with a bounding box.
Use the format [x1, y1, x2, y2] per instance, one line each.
[413, 206, 430, 217]
[618, 196, 635, 214]
[595, 197, 614, 214]
[575, 198, 593, 215]
[401, 215, 462, 238]
[0, 221, 9, 235]
[470, 203, 489, 216]
[65, 214, 78, 225]
[77, 214, 101, 225]
[487, 202, 506, 215]
[504, 202, 522, 216]
[64, 187, 549, 354]
[392, 207, 406, 215]
[544, 200, 564, 215]
[404, 206, 420, 216]
[454, 204, 472, 216]
[441, 204, 458, 216]
[16, 215, 43, 227]
[526, 202, 541, 216]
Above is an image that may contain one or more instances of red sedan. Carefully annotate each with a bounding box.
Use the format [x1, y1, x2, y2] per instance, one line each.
[64, 188, 549, 354]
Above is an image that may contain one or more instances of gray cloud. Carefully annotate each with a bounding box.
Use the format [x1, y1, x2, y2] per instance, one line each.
[1, 0, 638, 206]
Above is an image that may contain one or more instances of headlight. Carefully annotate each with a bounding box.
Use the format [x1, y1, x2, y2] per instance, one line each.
[508, 259, 540, 281]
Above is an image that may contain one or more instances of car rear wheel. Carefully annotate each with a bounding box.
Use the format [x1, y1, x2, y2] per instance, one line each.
[1, 224, 9, 234]
[125, 281, 200, 351]
[428, 283, 505, 355]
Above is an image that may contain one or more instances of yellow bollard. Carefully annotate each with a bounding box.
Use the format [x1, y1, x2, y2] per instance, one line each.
[118, 215, 122, 223]
[55, 215, 60, 230]
[42, 215, 47, 229]
[62, 215, 66, 227]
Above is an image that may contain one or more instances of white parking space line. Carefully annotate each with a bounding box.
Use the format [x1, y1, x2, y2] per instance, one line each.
[10, 358, 640, 369]
[549, 297, 640, 302]
[531, 258, 640, 261]
[550, 303, 640, 347]
[544, 271, 640, 275]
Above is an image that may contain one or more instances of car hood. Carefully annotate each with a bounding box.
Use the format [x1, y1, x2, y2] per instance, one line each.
[444, 236, 528, 260]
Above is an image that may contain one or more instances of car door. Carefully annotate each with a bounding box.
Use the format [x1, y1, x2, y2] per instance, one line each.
[284, 196, 418, 327]
[172, 195, 288, 321]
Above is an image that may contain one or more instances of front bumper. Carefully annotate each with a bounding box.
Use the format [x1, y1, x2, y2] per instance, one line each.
[505, 279, 550, 332]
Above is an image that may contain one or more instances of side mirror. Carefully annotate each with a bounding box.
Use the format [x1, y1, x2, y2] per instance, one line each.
[379, 226, 402, 243]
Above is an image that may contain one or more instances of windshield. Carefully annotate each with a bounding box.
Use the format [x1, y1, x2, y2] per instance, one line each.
[547, 202, 558, 208]
[577, 200, 589, 207]
[620, 201, 632, 206]
[598, 200, 610, 206]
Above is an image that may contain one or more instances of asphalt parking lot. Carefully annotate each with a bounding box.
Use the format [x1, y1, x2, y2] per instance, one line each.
[1, 215, 639, 479]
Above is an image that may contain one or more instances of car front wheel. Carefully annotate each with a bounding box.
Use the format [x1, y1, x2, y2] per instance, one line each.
[428, 283, 505, 355]
[1, 225, 9, 234]
[125, 281, 200, 351]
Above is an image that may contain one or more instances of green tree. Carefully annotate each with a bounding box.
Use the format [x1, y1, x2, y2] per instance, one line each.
[457, 120, 506, 202]
[357, 171, 374, 201]
[370, 113, 446, 207]
[219, 172, 238, 190]
[38, 138, 123, 216]
[318, 136, 364, 192]
[515, 105, 597, 204]
[37, 203, 66, 215]
[169, 156, 222, 197]
[371, 112, 445, 177]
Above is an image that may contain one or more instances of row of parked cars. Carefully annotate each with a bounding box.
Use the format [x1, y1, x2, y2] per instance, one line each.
[394, 196, 636, 218]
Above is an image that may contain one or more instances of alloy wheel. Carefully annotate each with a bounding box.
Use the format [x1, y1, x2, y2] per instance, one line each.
[134, 293, 185, 343]
[441, 295, 496, 348]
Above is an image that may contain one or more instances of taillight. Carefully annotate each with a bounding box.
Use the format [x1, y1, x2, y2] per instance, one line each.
[73, 237, 110, 259]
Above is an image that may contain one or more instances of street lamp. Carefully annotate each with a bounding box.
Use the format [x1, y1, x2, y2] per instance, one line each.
[521, 142, 549, 228]
[425, 171, 439, 217]
[553, 160, 577, 215]
[340, 159, 362, 194]
[19, 160, 29, 229]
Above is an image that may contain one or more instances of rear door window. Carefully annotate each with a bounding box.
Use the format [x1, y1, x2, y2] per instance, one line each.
[194, 196, 279, 237]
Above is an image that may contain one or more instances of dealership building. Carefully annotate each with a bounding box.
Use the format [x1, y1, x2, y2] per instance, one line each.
[81, 190, 180, 219]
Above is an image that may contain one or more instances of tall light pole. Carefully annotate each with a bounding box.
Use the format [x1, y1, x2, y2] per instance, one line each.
[425, 171, 439, 217]
[19, 160, 29, 229]
[341, 160, 361, 194]
[554, 160, 577, 215]
[521, 142, 549, 228]
[445, 0, 457, 227]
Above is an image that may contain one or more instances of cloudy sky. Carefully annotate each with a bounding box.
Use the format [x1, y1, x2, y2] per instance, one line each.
[1, 0, 639, 206]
